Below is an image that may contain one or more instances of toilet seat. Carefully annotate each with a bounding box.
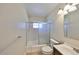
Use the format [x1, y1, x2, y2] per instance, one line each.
[41, 46, 53, 54]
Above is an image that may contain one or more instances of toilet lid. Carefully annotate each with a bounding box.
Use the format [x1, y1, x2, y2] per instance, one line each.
[42, 46, 53, 52]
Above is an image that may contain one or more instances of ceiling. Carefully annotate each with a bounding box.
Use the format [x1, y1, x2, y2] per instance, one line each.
[24, 3, 59, 17]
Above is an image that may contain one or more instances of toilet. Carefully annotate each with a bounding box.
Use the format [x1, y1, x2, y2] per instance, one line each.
[41, 39, 59, 55]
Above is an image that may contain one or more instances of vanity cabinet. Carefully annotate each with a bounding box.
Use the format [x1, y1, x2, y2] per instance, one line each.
[53, 47, 62, 55]
[53, 44, 78, 55]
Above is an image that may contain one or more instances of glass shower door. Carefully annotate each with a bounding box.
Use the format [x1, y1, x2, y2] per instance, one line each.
[26, 22, 39, 48]
[26, 22, 50, 54]
[38, 23, 50, 45]
[26, 22, 39, 54]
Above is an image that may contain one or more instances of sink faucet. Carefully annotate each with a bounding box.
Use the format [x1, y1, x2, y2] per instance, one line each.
[73, 48, 79, 53]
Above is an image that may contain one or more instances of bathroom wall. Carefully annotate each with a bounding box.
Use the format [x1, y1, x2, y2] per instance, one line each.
[0, 4, 28, 54]
[29, 16, 46, 22]
[46, 4, 79, 49]
[46, 4, 65, 43]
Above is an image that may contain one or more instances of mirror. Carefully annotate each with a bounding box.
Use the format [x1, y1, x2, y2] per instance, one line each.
[64, 4, 79, 40]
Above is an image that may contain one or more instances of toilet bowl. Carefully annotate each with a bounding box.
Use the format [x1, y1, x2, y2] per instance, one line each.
[41, 46, 53, 55]
[41, 39, 59, 55]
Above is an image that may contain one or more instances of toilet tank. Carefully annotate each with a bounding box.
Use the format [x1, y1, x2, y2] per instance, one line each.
[50, 39, 59, 47]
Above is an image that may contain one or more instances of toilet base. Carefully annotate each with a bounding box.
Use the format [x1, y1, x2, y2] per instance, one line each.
[41, 51, 53, 55]
[41, 46, 53, 55]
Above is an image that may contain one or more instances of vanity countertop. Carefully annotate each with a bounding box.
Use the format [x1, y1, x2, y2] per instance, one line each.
[53, 44, 79, 55]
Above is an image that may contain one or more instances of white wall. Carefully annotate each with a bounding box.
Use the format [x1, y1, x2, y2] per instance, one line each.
[46, 4, 65, 43]
[0, 4, 28, 55]
[29, 17, 46, 22]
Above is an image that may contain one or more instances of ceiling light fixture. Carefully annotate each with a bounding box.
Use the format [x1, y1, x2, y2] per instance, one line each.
[64, 10, 68, 15]
[57, 9, 63, 15]
[72, 3, 79, 6]
[68, 5, 77, 12]
[64, 4, 71, 11]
